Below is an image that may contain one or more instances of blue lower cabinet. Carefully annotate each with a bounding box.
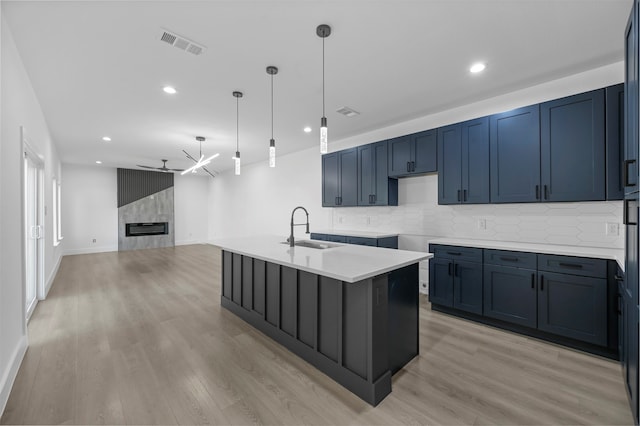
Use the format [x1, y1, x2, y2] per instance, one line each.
[483, 264, 537, 328]
[311, 233, 398, 249]
[347, 236, 377, 246]
[452, 260, 483, 315]
[428, 257, 454, 307]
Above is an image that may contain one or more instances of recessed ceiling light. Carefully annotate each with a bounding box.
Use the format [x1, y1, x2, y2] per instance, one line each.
[102, 136, 111, 142]
[96, 160, 102, 164]
[163, 86, 177, 94]
[470, 62, 486, 73]
[303, 127, 312, 133]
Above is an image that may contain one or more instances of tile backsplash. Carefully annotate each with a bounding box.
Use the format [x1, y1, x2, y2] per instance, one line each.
[329, 175, 624, 292]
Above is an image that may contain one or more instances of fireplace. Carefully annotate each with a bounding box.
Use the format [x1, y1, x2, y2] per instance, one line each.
[125, 222, 169, 237]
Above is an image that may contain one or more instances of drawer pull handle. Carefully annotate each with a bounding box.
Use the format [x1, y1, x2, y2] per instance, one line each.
[454, 264, 459, 277]
[446, 251, 462, 256]
[531, 273, 535, 289]
[540, 275, 544, 291]
[558, 262, 583, 269]
[499, 256, 519, 262]
[614, 274, 624, 282]
[448, 262, 453, 276]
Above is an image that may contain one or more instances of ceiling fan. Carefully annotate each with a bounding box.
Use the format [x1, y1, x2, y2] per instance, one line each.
[136, 159, 185, 173]
[183, 136, 219, 177]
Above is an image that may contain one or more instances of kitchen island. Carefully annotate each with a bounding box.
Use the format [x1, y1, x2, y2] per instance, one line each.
[211, 236, 431, 405]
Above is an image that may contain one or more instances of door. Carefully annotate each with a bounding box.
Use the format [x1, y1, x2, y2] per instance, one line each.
[372, 141, 390, 205]
[23, 142, 44, 321]
[388, 136, 411, 177]
[437, 123, 462, 204]
[606, 84, 625, 200]
[625, 5, 638, 196]
[428, 257, 453, 307]
[339, 148, 358, 206]
[411, 129, 437, 174]
[540, 89, 606, 202]
[357, 143, 374, 205]
[462, 117, 490, 204]
[453, 260, 483, 315]
[322, 152, 339, 206]
[483, 265, 537, 328]
[490, 105, 541, 203]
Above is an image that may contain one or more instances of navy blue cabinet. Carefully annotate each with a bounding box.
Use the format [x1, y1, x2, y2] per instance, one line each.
[311, 233, 398, 249]
[438, 117, 490, 204]
[429, 245, 483, 315]
[540, 90, 606, 202]
[322, 148, 357, 207]
[388, 130, 437, 177]
[626, 4, 639, 197]
[490, 105, 541, 203]
[624, 197, 639, 423]
[358, 141, 398, 206]
[607, 84, 625, 200]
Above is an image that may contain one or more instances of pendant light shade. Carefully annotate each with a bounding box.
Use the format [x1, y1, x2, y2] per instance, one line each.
[233, 91, 243, 175]
[267, 66, 278, 168]
[317, 24, 331, 154]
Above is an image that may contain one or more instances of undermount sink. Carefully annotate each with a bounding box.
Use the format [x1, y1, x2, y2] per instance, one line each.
[281, 240, 339, 249]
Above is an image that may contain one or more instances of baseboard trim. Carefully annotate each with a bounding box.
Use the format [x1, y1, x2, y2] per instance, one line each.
[63, 245, 118, 256]
[175, 239, 203, 246]
[0, 335, 28, 418]
[44, 253, 62, 297]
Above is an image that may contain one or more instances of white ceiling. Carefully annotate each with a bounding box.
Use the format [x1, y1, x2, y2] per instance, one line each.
[2, 0, 632, 173]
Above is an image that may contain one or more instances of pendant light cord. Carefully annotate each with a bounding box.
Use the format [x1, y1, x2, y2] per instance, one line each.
[236, 96, 239, 152]
[322, 35, 325, 117]
[271, 74, 274, 140]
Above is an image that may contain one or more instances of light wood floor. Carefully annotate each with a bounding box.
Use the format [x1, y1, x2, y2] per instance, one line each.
[0, 244, 634, 425]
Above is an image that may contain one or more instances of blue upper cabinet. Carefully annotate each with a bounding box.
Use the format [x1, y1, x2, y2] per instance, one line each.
[490, 105, 541, 203]
[541, 89, 606, 202]
[606, 83, 625, 200]
[462, 117, 490, 204]
[357, 141, 398, 206]
[322, 148, 358, 207]
[626, 7, 639, 197]
[388, 130, 437, 177]
[438, 124, 462, 204]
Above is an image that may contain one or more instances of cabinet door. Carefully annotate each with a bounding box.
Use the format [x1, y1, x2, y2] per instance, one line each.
[339, 148, 358, 206]
[388, 136, 412, 177]
[453, 260, 483, 315]
[429, 257, 453, 307]
[372, 141, 393, 205]
[537, 272, 607, 346]
[624, 298, 639, 422]
[541, 89, 605, 202]
[411, 129, 437, 174]
[437, 123, 462, 204]
[462, 117, 490, 204]
[606, 84, 625, 200]
[483, 265, 537, 328]
[322, 152, 339, 207]
[347, 236, 377, 246]
[490, 105, 541, 203]
[625, 6, 639, 196]
[357, 144, 374, 206]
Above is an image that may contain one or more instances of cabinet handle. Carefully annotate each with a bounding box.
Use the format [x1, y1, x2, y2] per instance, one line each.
[544, 184, 549, 200]
[448, 262, 453, 276]
[499, 256, 519, 262]
[446, 251, 462, 256]
[463, 189, 467, 202]
[454, 263, 459, 277]
[457, 190, 461, 202]
[369, 195, 372, 204]
[531, 273, 535, 289]
[335, 196, 339, 205]
[411, 161, 416, 172]
[407, 162, 411, 172]
[540, 275, 544, 291]
[535, 185, 540, 200]
[338, 197, 342, 205]
[373, 194, 376, 203]
[614, 274, 624, 282]
[558, 262, 583, 269]
[624, 159, 636, 187]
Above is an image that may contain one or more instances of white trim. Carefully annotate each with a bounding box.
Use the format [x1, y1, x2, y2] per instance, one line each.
[44, 252, 62, 298]
[175, 239, 204, 246]
[0, 335, 28, 418]
[63, 245, 118, 256]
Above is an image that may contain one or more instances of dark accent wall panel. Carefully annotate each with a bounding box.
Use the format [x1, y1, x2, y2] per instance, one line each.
[242, 256, 253, 311]
[280, 266, 297, 337]
[253, 259, 266, 316]
[343, 280, 369, 380]
[266, 263, 280, 327]
[117, 168, 174, 207]
[318, 276, 341, 362]
[222, 251, 232, 299]
[232, 254, 242, 305]
[298, 271, 318, 348]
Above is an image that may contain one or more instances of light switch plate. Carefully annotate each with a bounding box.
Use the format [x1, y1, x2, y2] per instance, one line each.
[606, 222, 619, 236]
[477, 219, 487, 230]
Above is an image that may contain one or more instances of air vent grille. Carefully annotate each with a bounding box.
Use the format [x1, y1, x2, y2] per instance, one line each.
[159, 28, 206, 56]
[336, 106, 360, 117]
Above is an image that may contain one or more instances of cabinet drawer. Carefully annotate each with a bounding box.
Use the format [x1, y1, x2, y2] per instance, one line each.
[310, 233, 327, 241]
[430, 245, 482, 263]
[484, 249, 537, 269]
[537, 254, 607, 278]
[347, 236, 377, 247]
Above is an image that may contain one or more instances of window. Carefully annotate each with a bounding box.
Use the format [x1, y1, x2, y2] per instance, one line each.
[52, 178, 62, 245]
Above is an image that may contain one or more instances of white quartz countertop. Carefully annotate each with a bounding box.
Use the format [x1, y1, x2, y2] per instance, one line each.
[211, 236, 431, 283]
[311, 229, 399, 238]
[428, 238, 625, 272]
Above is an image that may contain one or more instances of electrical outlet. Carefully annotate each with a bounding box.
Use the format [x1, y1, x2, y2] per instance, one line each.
[606, 222, 619, 236]
[366, 216, 371, 225]
[92, 238, 97, 243]
[477, 219, 487, 230]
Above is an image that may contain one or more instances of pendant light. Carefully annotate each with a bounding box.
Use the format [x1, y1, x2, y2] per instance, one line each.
[317, 24, 331, 154]
[266, 66, 278, 167]
[233, 91, 243, 175]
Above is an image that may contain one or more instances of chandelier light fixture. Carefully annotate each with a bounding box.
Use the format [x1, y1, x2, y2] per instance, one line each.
[233, 91, 243, 175]
[266, 66, 278, 167]
[317, 24, 331, 154]
[182, 136, 219, 177]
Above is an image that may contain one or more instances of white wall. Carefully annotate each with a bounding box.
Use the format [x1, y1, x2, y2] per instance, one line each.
[62, 164, 210, 254]
[0, 14, 63, 415]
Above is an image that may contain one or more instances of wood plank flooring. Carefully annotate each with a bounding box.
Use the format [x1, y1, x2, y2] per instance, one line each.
[1, 244, 634, 425]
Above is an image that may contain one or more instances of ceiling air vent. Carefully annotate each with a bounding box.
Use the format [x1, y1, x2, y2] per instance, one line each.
[159, 28, 206, 56]
[336, 106, 360, 117]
